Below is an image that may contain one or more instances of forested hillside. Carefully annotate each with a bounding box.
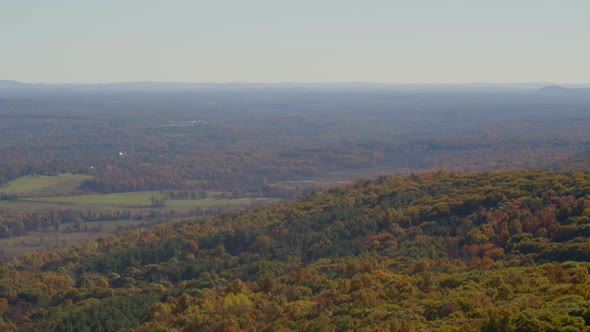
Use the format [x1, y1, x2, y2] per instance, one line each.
[0, 170, 588, 331]
[2, 85, 590, 255]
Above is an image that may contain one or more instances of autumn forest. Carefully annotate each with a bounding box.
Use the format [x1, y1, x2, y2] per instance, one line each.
[0, 82, 589, 331]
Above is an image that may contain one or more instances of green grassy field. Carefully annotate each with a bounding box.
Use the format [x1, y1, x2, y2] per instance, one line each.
[0, 173, 94, 196]
[166, 197, 272, 207]
[22, 191, 271, 208]
[0, 174, 277, 259]
[23, 191, 164, 207]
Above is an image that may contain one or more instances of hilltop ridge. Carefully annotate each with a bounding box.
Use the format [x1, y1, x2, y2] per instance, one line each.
[1, 170, 588, 331]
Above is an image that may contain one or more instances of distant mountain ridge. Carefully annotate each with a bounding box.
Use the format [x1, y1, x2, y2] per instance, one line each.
[538, 85, 590, 94]
[0, 80, 27, 87]
[2, 80, 589, 91]
[2, 80, 589, 98]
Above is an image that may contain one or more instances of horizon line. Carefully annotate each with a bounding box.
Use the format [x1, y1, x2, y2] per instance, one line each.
[3, 79, 590, 86]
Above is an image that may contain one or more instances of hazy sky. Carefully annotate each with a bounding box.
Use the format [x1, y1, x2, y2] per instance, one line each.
[1, 1, 589, 84]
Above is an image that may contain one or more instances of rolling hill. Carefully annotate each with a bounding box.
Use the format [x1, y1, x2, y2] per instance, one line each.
[0, 170, 589, 331]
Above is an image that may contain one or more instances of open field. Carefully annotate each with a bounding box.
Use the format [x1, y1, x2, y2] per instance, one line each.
[0, 174, 276, 213]
[0, 220, 148, 260]
[22, 191, 165, 207]
[22, 192, 273, 209]
[0, 173, 94, 196]
[0, 194, 276, 217]
[0, 175, 277, 259]
[166, 197, 273, 207]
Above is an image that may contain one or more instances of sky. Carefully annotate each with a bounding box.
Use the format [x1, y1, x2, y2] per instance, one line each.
[1, 0, 589, 84]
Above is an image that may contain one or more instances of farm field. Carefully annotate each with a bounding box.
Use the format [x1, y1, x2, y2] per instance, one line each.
[23, 191, 271, 208]
[0, 173, 94, 196]
[0, 174, 277, 259]
[23, 191, 167, 207]
[0, 174, 275, 211]
[13, 193, 275, 217]
[0, 220, 147, 260]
